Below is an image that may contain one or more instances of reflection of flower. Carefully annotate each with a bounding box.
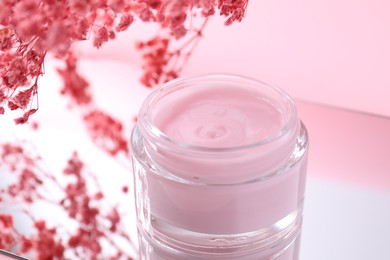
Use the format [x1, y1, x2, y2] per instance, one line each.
[0, 0, 248, 259]
[1, 144, 136, 259]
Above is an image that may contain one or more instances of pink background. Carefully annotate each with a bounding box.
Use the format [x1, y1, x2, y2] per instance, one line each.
[77, 0, 390, 190]
[79, 0, 390, 117]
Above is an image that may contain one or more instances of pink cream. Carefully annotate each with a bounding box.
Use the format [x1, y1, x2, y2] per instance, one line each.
[156, 86, 283, 148]
[132, 75, 309, 259]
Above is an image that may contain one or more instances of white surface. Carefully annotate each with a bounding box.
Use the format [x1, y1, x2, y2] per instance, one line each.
[301, 177, 390, 260]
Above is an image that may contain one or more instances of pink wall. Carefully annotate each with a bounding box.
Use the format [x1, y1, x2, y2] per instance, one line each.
[78, 0, 390, 117]
[185, 0, 390, 117]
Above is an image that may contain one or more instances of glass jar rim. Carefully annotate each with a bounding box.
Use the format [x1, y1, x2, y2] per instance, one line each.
[138, 74, 298, 153]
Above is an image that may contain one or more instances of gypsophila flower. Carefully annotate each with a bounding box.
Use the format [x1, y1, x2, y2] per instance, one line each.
[1, 0, 249, 258]
[0, 0, 248, 122]
[83, 110, 129, 156]
[0, 143, 136, 259]
[57, 53, 92, 106]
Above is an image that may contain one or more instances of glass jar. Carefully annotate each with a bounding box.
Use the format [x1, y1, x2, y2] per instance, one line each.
[131, 74, 309, 260]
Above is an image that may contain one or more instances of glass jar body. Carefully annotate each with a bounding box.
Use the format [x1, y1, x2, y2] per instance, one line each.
[131, 75, 309, 260]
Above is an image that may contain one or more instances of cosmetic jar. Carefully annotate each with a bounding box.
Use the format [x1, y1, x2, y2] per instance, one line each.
[131, 74, 309, 259]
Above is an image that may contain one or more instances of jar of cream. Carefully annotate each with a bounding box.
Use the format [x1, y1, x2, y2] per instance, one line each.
[131, 74, 309, 259]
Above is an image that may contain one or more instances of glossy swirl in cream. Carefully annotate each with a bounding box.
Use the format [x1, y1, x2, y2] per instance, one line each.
[155, 85, 283, 148]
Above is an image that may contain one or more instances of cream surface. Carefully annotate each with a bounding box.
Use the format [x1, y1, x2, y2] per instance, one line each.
[155, 86, 283, 148]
